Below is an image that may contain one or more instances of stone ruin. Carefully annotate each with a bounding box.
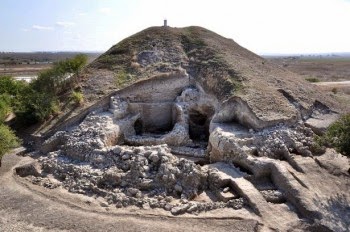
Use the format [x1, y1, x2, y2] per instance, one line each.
[16, 69, 350, 230]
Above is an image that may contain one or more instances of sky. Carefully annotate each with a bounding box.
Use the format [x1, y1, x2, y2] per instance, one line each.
[1, 0, 350, 54]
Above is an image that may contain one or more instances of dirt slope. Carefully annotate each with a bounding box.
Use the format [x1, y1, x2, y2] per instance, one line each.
[36, 26, 340, 136]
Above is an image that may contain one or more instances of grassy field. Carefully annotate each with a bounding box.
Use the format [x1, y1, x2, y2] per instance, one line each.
[266, 56, 350, 82]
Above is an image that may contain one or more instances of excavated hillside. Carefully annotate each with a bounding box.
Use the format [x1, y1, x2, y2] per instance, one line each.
[11, 26, 349, 231]
[36, 26, 340, 136]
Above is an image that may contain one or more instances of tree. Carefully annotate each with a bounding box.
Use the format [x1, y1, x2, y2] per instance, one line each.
[0, 124, 20, 167]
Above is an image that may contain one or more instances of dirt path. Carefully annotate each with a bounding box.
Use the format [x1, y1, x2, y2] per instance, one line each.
[0, 153, 258, 232]
[315, 80, 350, 86]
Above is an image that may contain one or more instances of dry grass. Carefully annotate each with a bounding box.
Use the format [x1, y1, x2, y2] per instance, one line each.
[268, 57, 350, 82]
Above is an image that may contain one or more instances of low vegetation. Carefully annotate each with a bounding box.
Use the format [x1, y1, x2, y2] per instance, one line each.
[115, 69, 131, 87]
[0, 55, 88, 164]
[70, 91, 84, 106]
[0, 85, 19, 164]
[0, 77, 23, 164]
[305, 77, 320, 83]
[17, 54, 87, 124]
[0, 124, 20, 166]
[331, 87, 338, 94]
[316, 114, 350, 156]
[0, 94, 11, 122]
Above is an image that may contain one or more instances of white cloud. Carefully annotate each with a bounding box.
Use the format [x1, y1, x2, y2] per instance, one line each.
[56, 21, 76, 28]
[32, 25, 54, 31]
[21, 28, 30, 32]
[98, 7, 112, 14]
[78, 12, 87, 16]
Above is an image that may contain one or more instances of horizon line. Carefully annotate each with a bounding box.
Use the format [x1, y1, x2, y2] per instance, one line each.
[1, 50, 350, 56]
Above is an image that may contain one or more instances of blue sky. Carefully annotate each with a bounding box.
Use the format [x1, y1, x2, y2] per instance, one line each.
[1, 0, 350, 54]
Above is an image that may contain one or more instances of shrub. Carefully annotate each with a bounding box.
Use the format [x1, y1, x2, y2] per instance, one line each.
[0, 94, 12, 122]
[0, 55, 88, 127]
[31, 54, 88, 95]
[0, 124, 20, 166]
[305, 77, 320, 83]
[317, 114, 350, 156]
[331, 87, 338, 94]
[0, 76, 29, 123]
[15, 89, 59, 124]
[70, 91, 84, 106]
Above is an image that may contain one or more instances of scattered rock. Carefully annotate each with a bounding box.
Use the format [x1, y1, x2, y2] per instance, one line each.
[170, 204, 190, 215]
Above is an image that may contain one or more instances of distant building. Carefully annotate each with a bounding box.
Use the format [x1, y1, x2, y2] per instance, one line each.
[164, 19, 167, 27]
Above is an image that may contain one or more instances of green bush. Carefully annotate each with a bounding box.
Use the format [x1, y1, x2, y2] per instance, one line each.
[317, 114, 350, 156]
[0, 124, 20, 166]
[15, 89, 59, 124]
[31, 54, 88, 95]
[0, 76, 28, 101]
[70, 91, 84, 106]
[0, 76, 29, 122]
[0, 94, 12, 122]
[0, 54, 87, 127]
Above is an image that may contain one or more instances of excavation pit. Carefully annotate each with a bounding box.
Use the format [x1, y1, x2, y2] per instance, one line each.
[188, 107, 214, 143]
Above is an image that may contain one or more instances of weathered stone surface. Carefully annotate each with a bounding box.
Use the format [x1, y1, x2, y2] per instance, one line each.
[15, 162, 41, 177]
